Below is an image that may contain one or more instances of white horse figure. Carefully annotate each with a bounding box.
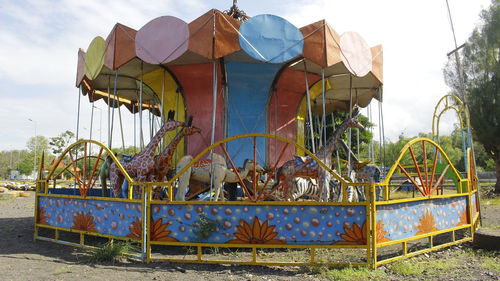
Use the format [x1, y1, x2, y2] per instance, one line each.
[175, 153, 263, 201]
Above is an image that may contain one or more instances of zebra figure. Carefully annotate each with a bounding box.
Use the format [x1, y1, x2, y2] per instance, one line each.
[289, 177, 341, 201]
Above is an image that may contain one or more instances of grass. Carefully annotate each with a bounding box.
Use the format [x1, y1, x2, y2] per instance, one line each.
[483, 197, 500, 206]
[85, 241, 138, 263]
[388, 260, 426, 276]
[0, 196, 12, 201]
[324, 266, 388, 281]
[52, 267, 72, 275]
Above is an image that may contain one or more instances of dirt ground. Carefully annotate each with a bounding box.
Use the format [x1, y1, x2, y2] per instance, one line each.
[0, 191, 498, 281]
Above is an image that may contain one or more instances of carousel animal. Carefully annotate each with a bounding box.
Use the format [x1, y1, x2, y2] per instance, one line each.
[288, 177, 341, 201]
[340, 140, 382, 201]
[273, 109, 364, 202]
[109, 110, 184, 198]
[150, 117, 201, 199]
[98, 155, 113, 197]
[175, 153, 264, 201]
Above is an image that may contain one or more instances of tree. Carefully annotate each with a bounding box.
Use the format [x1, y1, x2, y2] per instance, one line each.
[49, 130, 75, 155]
[443, 1, 500, 193]
[26, 136, 50, 176]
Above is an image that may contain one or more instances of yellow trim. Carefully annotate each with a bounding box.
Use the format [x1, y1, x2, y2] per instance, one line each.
[296, 79, 333, 155]
[36, 224, 141, 242]
[376, 237, 472, 266]
[149, 241, 368, 249]
[150, 258, 367, 267]
[376, 224, 471, 248]
[37, 193, 141, 203]
[375, 193, 468, 206]
[149, 200, 368, 206]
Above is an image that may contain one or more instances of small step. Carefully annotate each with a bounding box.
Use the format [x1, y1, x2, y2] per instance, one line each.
[473, 229, 500, 251]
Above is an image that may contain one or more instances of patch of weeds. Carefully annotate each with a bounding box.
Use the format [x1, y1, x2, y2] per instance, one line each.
[482, 256, 500, 271]
[325, 266, 388, 281]
[192, 214, 218, 241]
[483, 198, 500, 206]
[305, 264, 328, 275]
[0, 196, 12, 201]
[85, 241, 138, 263]
[52, 267, 72, 275]
[207, 247, 220, 256]
[388, 260, 426, 276]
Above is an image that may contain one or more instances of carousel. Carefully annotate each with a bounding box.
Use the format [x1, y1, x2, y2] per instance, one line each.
[35, 3, 480, 267]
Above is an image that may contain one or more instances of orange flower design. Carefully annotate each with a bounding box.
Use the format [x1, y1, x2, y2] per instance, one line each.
[151, 218, 178, 242]
[457, 209, 468, 226]
[416, 210, 438, 235]
[37, 207, 48, 225]
[227, 216, 285, 244]
[376, 220, 391, 243]
[335, 221, 366, 245]
[72, 212, 97, 232]
[126, 217, 178, 242]
[126, 218, 142, 239]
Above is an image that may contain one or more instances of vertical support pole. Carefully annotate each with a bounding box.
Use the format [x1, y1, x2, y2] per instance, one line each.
[252, 247, 257, 263]
[110, 72, 118, 148]
[142, 184, 149, 262]
[461, 129, 468, 172]
[365, 183, 371, 266]
[55, 229, 59, 241]
[139, 63, 144, 150]
[33, 191, 39, 241]
[209, 60, 218, 199]
[80, 233, 84, 247]
[321, 69, 327, 202]
[90, 98, 95, 140]
[403, 241, 407, 256]
[331, 112, 341, 172]
[467, 180, 474, 240]
[370, 183, 377, 269]
[197, 246, 202, 261]
[303, 61, 315, 153]
[146, 184, 151, 262]
[347, 76, 353, 176]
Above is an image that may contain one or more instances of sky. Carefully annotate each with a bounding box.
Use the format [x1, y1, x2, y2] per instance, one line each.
[0, 0, 492, 151]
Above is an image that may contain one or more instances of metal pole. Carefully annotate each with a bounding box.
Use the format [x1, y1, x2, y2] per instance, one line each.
[348, 75, 353, 175]
[303, 61, 315, 153]
[445, 0, 466, 100]
[210, 60, 218, 199]
[139, 63, 144, 149]
[110, 72, 118, 149]
[28, 118, 37, 179]
[90, 99, 94, 141]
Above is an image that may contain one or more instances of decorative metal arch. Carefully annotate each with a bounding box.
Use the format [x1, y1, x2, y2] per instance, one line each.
[431, 94, 470, 138]
[45, 140, 132, 196]
[383, 138, 463, 196]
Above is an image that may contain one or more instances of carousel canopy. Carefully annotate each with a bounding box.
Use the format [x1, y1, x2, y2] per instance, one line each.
[76, 8, 382, 116]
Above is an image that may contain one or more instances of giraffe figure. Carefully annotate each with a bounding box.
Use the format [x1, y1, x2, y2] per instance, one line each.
[151, 117, 201, 199]
[274, 109, 364, 202]
[109, 110, 184, 198]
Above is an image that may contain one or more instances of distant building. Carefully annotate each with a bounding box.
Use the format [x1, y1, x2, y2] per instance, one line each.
[10, 170, 30, 180]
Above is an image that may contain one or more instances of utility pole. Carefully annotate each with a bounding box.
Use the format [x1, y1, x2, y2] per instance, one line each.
[28, 118, 37, 180]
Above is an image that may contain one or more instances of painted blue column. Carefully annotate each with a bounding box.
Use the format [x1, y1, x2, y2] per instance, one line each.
[225, 61, 282, 166]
